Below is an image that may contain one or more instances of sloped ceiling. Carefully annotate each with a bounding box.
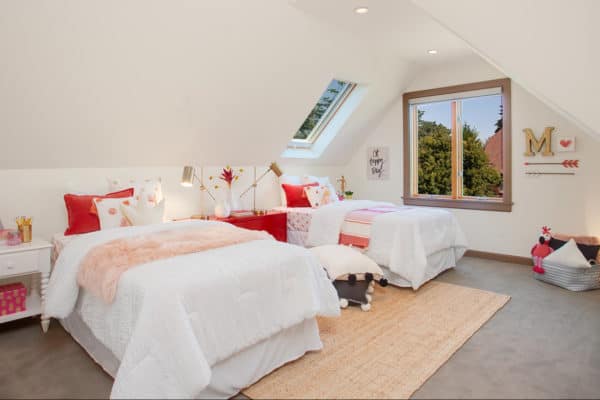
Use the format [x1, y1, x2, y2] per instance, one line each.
[412, 0, 600, 141]
[289, 0, 474, 165]
[0, 0, 473, 168]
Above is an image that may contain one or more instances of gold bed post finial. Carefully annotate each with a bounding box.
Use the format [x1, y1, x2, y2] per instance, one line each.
[337, 175, 347, 194]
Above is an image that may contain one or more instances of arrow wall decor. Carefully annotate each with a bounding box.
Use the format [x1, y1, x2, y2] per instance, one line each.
[526, 171, 576, 176]
[523, 159, 579, 168]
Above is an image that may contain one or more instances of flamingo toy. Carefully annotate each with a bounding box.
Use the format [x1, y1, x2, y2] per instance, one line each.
[531, 226, 554, 274]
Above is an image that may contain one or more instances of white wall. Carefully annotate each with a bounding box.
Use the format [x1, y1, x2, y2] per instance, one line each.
[0, 0, 425, 169]
[344, 56, 600, 257]
[0, 164, 342, 239]
[413, 0, 600, 140]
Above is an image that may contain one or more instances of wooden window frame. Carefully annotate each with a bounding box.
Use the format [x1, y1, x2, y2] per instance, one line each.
[402, 78, 512, 212]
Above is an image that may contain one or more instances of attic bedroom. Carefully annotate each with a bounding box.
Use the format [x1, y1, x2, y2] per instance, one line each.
[1, 1, 599, 399]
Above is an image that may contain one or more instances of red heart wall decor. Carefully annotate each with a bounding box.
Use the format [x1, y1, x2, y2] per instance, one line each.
[560, 139, 572, 148]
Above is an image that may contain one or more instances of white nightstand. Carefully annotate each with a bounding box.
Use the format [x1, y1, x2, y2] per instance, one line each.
[0, 239, 52, 332]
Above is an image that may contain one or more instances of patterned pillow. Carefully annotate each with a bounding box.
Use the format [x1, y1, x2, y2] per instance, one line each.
[107, 178, 163, 207]
[93, 197, 135, 230]
[302, 175, 339, 203]
[304, 185, 333, 208]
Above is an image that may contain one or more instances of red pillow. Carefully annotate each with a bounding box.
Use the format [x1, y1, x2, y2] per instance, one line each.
[281, 183, 318, 208]
[64, 188, 134, 235]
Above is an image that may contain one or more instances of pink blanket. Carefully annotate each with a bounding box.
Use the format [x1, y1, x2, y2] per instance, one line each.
[339, 206, 407, 248]
[77, 225, 273, 303]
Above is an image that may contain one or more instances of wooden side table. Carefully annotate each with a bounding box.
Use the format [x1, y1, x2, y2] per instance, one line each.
[210, 211, 287, 242]
[0, 239, 52, 332]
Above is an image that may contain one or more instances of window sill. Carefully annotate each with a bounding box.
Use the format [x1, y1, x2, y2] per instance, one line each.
[403, 196, 513, 212]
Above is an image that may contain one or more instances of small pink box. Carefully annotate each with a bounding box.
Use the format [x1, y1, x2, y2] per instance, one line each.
[5, 230, 22, 246]
[0, 283, 27, 316]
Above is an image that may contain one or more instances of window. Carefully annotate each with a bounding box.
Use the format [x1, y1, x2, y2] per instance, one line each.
[403, 78, 512, 212]
[289, 79, 356, 149]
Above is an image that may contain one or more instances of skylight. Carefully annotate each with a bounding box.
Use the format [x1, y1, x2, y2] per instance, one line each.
[290, 79, 356, 148]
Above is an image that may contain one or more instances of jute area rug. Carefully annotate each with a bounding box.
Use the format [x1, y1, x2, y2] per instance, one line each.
[243, 281, 510, 399]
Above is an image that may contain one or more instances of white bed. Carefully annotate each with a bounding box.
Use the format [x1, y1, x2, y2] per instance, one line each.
[275, 201, 468, 290]
[46, 220, 339, 399]
[60, 303, 321, 399]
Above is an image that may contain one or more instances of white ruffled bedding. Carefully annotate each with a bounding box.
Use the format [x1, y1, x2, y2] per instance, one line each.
[306, 201, 468, 289]
[45, 220, 340, 399]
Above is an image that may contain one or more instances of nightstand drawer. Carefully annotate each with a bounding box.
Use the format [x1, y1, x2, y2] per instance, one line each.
[0, 251, 39, 276]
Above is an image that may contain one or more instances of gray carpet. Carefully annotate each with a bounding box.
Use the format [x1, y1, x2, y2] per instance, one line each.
[1, 256, 599, 399]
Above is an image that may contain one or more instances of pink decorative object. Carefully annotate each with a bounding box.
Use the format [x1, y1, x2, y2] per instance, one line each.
[0, 283, 27, 316]
[6, 230, 22, 246]
[557, 137, 575, 152]
[531, 226, 554, 274]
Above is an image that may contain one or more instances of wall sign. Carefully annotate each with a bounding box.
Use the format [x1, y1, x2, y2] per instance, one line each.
[524, 127, 555, 156]
[367, 146, 389, 180]
[557, 137, 575, 152]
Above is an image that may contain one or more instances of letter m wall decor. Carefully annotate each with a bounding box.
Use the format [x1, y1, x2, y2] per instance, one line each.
[524, 127, 555, 156]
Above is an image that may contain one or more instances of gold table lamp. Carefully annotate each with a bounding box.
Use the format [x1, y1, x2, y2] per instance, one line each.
[181, 166, 216, 219]
[239, 162, 283, 213]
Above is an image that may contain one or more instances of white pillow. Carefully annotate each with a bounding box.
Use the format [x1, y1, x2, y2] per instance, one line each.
[304, 185, 334, 208]
[310, 245, 383, 281]
[279, 174, 303, 206]
[108, 178, 163, 207]
[121, 199, 165, 226]
[93, 197, 134, 230]
[302, 174, 330, 186]
[302, 175, 338, 203]
[544, 238, 591, 268]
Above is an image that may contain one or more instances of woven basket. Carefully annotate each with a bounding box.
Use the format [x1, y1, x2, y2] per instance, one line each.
[535, 260, 600, 291]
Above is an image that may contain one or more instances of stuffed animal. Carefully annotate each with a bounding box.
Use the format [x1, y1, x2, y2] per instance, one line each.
[310, 245, 388, 312]
[531, 226, 554, 274]
[334, 272, 388, 312]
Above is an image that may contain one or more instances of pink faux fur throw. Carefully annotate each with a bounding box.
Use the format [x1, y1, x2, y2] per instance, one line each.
[77, 225, 273, 303]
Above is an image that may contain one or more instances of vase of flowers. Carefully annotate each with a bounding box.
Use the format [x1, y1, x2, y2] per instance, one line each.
[214, 199, 231, 218]
[210, 166, 244, 216]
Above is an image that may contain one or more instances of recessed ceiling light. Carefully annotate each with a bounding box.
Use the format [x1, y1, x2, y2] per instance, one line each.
[354, 6, 369, 14]
[427, 49, 438, 55]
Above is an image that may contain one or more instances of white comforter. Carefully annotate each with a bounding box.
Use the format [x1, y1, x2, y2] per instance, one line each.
[45, 220, 340, 399]
[306, 201, 468, 289]
[367, 207, 467, 289]
[306, 200, 392, 246]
